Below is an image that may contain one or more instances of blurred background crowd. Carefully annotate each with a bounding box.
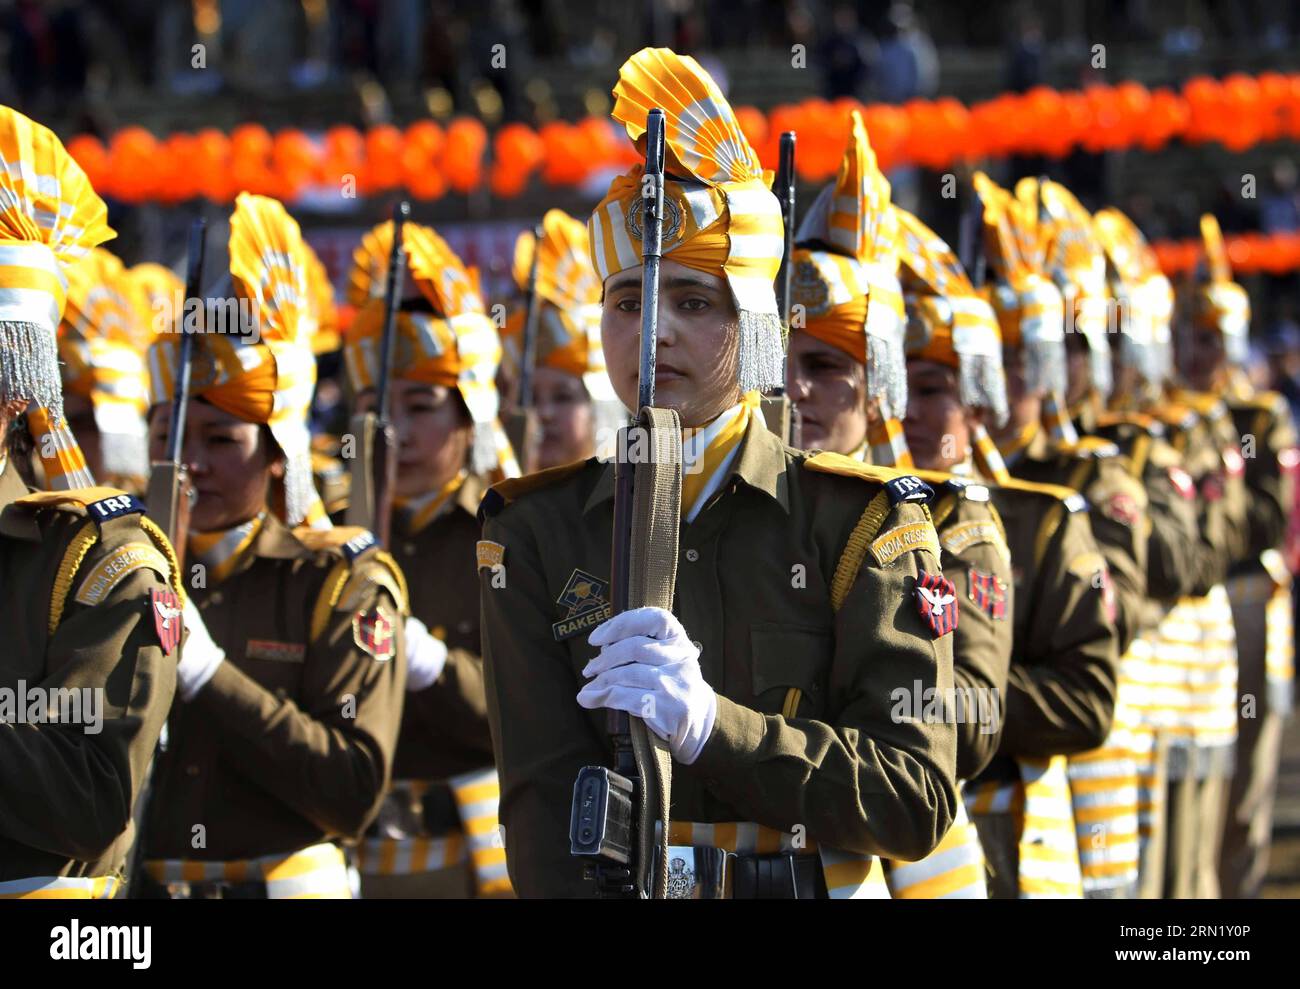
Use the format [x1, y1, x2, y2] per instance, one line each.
[4, 0, 1300, 418]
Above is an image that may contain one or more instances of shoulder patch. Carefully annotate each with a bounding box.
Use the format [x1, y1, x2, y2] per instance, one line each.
[1065, 493, 1089, 513]
[74, 542, 170, 607]
[15, 487, 145, 527]
[870, 520, 942, 566]
[941, 519, 1009, 561]
[481, 459, 592, 522]
[477, 539, 506, 571]
[954, 480, 989, 502]
[292, 524, 377, 560]
[884, 474, 934, 505]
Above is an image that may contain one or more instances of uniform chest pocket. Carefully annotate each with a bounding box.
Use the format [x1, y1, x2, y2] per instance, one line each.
[750, 623, 834, 719]
[236, 639, 308, 698]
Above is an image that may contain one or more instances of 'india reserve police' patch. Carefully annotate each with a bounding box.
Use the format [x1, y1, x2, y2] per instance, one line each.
[552, 568, 612, 641]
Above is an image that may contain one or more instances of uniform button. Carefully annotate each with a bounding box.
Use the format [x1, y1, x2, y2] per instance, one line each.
[456, 619, 474, 635]
[403, 542, 417, 556]
[185, 765, 199, 777]
[685, 549, 699, 563]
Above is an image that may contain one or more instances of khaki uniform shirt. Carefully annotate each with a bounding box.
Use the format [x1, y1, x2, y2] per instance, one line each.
[0, 460, 177, 881]
[912, 471, 1015, 779]
[479, 419, 959, 896]
[143, 516, 407, 861]
[388, 475, 495, 781]
[975, 478, 1120, 783]
[1007, 425, 1149, 654]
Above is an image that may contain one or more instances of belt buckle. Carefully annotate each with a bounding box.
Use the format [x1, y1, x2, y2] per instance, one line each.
[658, 845, 731, 899]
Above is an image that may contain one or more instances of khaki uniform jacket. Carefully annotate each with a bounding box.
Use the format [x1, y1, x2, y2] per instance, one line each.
[1226, 389, 1297, 566]
[912, 471, 1015, 779]
[479, 419, 959, 897]
[143, 516, 407, 861]
[388, 475, 494, 781]
[1078, 406, 1202, 620]
[1155, 399, 1247, 594]
[976, 479, 1120, 783]
[0, 460, 177, 881]
[1008, 426, 1149, 654]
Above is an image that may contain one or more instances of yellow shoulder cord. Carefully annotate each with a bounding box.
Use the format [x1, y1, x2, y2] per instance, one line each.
[48, 521, 100, 637]
[370, 549, 411, 616]
[138, 515, 186, 602]
[987, 500, 1010, 558]
[310, 560, 351, 643]
[1129, 432, 1152, 480]
[784, 488, 893, 718]
[1067, 457, 1094, 495]
[1033, 503, 1067, 572]
[930, 492, 957, 532]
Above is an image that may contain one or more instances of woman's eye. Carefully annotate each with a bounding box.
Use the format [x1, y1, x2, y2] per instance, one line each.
[616, 298, 640, 313]
[680, 297, 709, 311]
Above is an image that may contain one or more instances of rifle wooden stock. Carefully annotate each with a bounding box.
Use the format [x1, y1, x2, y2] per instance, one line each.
[345, 410, 396, 546]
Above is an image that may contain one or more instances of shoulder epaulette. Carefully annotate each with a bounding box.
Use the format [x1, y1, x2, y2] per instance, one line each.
[1064, 435, 1120, 460]
[300, 527, 410, 640]
[990, 474, 1089, 510]
[478, 459, 593, 523]
[13, 487, 146, 526]
[804, 452, 934, 505]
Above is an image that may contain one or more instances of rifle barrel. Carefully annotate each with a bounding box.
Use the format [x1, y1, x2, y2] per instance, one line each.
[166, 217, 207, 466]
[516, 221, 546, 410]
[774, 131, 796, 328]
[637, 110, 667, 414]
[376, 201, 410, 426]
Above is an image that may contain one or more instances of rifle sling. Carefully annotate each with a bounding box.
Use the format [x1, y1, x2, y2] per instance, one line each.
[625, 406, 682, 899]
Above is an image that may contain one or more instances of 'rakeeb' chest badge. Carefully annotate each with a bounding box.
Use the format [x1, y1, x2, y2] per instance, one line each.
[552, 568, 613, 641]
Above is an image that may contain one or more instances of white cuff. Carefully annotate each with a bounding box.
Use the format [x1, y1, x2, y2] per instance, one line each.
[178, 595, 226, 701]
[405, 616, 449, 692]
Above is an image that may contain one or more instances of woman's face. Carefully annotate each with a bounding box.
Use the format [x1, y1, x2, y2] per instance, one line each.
[147, 400, 282, 532]
[355, 378, 472, 497]
[1065, 333, 1092, 407]
[601, 259, 742, 428]
[785, 331, 868, 453]
[1182, 324, 1227, 392]
[61, 391, 103, 481]
[533, 365, 595, 469]
[903, 359, 976, 471]
[996, 344, 1042, 441]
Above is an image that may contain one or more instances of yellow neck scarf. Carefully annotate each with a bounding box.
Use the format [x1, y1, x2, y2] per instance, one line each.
[394, 470, 467, 536]
[680, 391, 759, 523]
[189, 514, 265, 585]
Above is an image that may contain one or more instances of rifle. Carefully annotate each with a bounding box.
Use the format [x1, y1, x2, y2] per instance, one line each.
[760, 130, 801, 446]
[345, 201, 408, 548]
[132, 216, 206, 896]
[570, 108, 680, 899]
[145, 217, 207, 560]
[958, 178, 986, 289]
[503, 221, 545, 472]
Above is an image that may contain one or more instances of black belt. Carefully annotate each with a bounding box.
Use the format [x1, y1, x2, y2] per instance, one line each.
[133, 872, 268, 900]
[659, 847, 826, 899]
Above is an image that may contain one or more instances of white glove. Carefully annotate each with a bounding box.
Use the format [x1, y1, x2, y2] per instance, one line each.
[178, 595, 226, 701]
[577, 606, 717, 765]
[405, 616, 449, 692]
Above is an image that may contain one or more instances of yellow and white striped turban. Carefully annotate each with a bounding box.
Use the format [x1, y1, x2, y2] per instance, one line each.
[506, 209, 620, 411]
[1192, 213, 1250, 366]
[973, 172, 1068, 400]
[0, 104, 115, 489]
[344, 219, 516, 477]
[1094, 206, 1174, 387]
[129, 261, 183, 335]
[1039, 179, 1113, 399]
[791, 109, 906, 419]
[895, 204, 1008, 423]
[148, 192, 329, 529]
[59, 247, 150, 478]
[303, 240, 340, 356]
[587, 47, 785, 393]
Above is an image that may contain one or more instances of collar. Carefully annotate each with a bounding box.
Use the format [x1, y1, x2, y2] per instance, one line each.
[582, 414, 792, 516]
[0, 456, 40, 540]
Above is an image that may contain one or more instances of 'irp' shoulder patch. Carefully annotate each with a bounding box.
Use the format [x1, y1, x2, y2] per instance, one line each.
[86, 493, 147, 526]
[551, 568, 612, 641]
[74, 542, 170, 606]
[870, 521, 941, 566]
[341, 530, 378, 561]
[884, 475, 935, 506]
[476, 540, 506, 571]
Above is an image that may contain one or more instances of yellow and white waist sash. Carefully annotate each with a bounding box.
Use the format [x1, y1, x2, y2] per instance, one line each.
[659, 820, 891, 899]
[884, 795, 987, 899]
[966, 755, 1084, 898]
[0, 875, 120, 899]
[143, 841, 351, 899]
